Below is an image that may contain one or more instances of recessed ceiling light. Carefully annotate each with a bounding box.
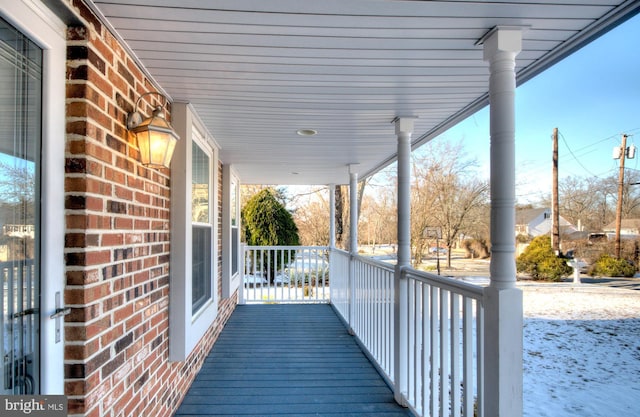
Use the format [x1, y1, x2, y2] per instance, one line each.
[296, 128, 317, 136]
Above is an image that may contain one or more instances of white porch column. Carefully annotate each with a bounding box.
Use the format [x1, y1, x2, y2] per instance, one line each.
[395, 118, 414, 269]
[347, 169, 359, 333]
[349, 170, 359, 254]
[329, 183, 336, 249]
[393, 117, 414, 405]
[482, 26, 524, 417]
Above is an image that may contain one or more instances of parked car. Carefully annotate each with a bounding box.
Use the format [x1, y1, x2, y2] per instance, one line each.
[243, 274, 268, 287]
[273, 257, 329, 286]
[429, 246, 447, 254]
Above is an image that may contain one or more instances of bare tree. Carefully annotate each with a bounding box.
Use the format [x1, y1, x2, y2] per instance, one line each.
[360, 189, 396, 248]
[555, 176, 603, 231]
[548, 171, 640, 233]
[294, 200, 330, 245]
[0, 161, 35, 206]
[334, 185, 346, 249]
[410, 156, 438, 266]
[410, 141, 489, 268]
[620, 170, 640, 219]
[293, 190, 330, 245]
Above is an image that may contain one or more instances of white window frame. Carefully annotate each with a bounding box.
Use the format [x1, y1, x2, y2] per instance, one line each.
[222, 165, 241, 298]
[1, 0, 67, 394]
[169, 103, 219, 361]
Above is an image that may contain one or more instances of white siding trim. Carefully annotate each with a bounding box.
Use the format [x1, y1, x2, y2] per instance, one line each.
[169, 103, 219, 361]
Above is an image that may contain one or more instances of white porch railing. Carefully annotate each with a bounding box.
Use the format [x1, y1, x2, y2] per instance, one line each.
[241, 246, 330, 304]
[400, 268, 484, 417]
[331, 251, 396, 381]
[243, 246, 486, 417]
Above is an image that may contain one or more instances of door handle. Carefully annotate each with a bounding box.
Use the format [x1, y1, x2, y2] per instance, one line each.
[51, 292, 69, 343]
[49, 307, 71, 320]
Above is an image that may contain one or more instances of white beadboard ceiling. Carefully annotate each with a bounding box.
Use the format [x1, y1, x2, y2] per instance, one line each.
[89, 0, 639, 185]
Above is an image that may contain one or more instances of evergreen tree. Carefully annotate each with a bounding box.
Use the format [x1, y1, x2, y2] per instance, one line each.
[242, 188, 300, 281]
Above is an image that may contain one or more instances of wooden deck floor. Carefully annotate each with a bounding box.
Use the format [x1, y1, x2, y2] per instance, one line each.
[175, 304, 413, 416]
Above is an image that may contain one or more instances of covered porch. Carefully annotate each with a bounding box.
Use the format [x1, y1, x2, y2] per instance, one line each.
[2, 1, 638, 417]
[177, 245, 485, 417]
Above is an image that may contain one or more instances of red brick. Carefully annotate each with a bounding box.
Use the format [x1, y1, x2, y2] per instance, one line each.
[86, 316, 111, 340]
[65, 177, 87, 192]
[86, 214, 111, 229]
[86, 159, 103, 176]
[107, 67, 128, 96]
[87, 67, 114, 97]
[114, 185, 133, 200]
[90, 34, 114, 66]
[85, 196, 104, 211]
[85, 177, 112, 195]
[102, 233, 123, 246]
[134, 219, 150, 230]
[100, 324, 124, 348]
[114, 217, 133, 230]
[85, 250, 111, 266]
[105, 166, 126, 184]
[85, 142, 113, 165]
[134, 191, 150, 205]
[114, 304, 134, 324]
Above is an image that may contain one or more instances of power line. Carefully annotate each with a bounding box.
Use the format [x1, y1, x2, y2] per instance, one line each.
[558, 129, 640, 178]
[514, 130, 639, 202]
[563, 130, 635, 157]
[558, 130, 601, 177]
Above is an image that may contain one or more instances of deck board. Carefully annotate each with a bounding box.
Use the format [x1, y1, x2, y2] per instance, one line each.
[175, 304, 413, 416]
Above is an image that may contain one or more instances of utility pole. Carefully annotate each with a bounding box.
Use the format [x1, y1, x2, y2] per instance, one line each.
[614, 134, 633, 259]
[551, 128, 560, 255]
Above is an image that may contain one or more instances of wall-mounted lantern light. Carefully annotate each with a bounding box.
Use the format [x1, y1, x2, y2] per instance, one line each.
[127, 91, 180, 169]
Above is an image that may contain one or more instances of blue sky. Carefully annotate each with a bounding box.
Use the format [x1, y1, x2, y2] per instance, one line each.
[432, 13, 640, 204]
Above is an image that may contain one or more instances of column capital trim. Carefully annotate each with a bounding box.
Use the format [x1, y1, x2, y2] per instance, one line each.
[476, 25, 530, 46]
[392, 116, 418, 135]
[478, 25, 528, 59]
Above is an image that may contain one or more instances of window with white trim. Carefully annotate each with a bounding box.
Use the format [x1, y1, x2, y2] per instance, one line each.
[231, 176, 239, 276]
[191, 141, 212, 314]
[222, 166, 241, 298]
[169, 103, 218, 361]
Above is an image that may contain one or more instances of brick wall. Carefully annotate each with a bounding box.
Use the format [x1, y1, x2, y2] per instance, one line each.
[63, 1, 236, 415]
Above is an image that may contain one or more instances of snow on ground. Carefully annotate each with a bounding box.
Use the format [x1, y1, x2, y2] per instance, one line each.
[521, 284, 640, 417]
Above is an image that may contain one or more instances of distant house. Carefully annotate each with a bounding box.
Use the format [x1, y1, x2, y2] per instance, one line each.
[603, 219, 640, 238]
[515, 208, 578, 238]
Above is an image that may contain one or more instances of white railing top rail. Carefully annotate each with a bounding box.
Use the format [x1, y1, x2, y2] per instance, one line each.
[351, 252, 396, 273]
[403, 267, 484, 301]
[244, 245, 329, 251]
[332, 248, 482, 300]
[330, 247, 349, 255]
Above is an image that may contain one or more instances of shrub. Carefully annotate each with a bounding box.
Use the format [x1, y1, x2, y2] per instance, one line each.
[516, 235, 572, 281]
[461, 238, 490, 259]
[590, 254, 636, 277]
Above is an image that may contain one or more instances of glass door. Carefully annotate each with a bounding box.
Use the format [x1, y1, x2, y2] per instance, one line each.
[0, 17, 42, 395]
